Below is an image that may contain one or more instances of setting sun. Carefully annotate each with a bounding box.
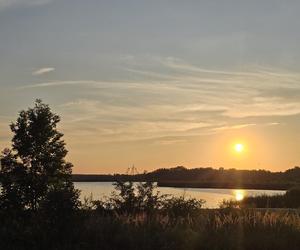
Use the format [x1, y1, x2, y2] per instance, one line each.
[234, 143, 244, 153]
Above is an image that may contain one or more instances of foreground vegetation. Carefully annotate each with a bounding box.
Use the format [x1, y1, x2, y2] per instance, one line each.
[2, 184, 300, 250]
[3, 179, 300, 250]
[1, 100, 300, 250]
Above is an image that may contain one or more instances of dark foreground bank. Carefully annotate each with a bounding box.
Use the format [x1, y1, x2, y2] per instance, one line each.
[1, 208, 300, 250]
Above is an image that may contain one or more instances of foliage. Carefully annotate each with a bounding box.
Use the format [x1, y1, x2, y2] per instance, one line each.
[110, 181, 137, 213]
[163, 195, 205, 217]
[136, 181, 166, 213]
[0, 99, 80, 213]
[88, 181, 205, 218]
[91, 181, 167, 214]
[40, 183, 80, 220]
[0, 149, 28, 211]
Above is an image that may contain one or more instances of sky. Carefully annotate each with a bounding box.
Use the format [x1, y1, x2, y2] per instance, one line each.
[1, 0, 300, 174]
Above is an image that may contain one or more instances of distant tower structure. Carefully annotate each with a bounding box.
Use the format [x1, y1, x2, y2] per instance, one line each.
[126, 164, 139, 175]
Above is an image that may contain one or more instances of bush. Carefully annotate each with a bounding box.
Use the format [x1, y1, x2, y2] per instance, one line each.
[40, 184, 81, 220]
[99, 181, 167, 214]
[163, 196, 205, 218]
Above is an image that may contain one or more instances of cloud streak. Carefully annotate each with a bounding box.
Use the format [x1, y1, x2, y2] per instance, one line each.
[32, 67, 55, 76]
[0, 0, 52, 10]
[18, 56, 300, 144]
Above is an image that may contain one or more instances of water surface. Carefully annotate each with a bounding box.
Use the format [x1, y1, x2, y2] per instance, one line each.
[75, 182, 285, 208]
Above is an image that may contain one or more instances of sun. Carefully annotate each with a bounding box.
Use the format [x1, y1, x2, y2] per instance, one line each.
[234, 143, 244, 153]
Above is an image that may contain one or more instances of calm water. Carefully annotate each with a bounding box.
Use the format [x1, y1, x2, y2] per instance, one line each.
[75, 182, 285, 208]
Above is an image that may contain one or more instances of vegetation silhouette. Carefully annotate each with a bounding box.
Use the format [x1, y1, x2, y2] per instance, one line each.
[73, 165, 300, 190]
[87, 180, 204, 216]
[0, 99, 79, 213]
[0, 100, 81, 249]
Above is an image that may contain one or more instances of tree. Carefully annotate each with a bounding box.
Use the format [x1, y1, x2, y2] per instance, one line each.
[0, 148, 28, 211]
[0, 99, 79, 212]
[110, 181, 137, 213]
[136, 181, 165, 213]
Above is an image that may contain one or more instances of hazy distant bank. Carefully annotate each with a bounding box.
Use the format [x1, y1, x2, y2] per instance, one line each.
[72, 165, 300, 190]
[156, 181, 290, 190]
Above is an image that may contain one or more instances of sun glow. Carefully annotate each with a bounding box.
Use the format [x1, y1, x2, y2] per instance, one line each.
[234, 190, 245, 201]
[234, 143, 244, 153]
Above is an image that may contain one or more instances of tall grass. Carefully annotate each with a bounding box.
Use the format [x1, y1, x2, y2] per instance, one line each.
[75, 209, 300, 250]
[1, 207, 300, 249]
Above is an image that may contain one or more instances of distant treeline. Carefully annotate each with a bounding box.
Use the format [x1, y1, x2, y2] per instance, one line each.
[72, 166, 300, 190]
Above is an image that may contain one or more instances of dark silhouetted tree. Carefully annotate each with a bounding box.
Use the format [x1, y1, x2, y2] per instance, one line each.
[0, 99, 79, 212]
[107, 181, 166, 213]
[0, 148, 28, 211]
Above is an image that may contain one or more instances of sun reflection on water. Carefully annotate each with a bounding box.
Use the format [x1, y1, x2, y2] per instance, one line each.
[234, 190, 245, 201]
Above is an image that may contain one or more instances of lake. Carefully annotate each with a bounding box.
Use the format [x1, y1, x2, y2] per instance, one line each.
[75, 182, 286, 208]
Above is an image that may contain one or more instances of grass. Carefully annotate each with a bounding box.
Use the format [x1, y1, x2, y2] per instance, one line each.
[1, 209, 300, 250]
[73, 209, 300, 250]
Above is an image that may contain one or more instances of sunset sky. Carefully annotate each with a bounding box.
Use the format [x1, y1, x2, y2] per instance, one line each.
[1, 0, 300, 173]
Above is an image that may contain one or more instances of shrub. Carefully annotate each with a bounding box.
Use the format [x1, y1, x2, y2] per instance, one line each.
[163, 196, 205, 218]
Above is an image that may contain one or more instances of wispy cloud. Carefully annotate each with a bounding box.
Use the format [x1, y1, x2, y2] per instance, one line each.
[18, 80, 179, 92]
[213, 123, 257, 131]
[22, 80, 96, 88]
[18, 56, 300, 144]
[0, 0, 52, 10]
[32, 67, 55, 76]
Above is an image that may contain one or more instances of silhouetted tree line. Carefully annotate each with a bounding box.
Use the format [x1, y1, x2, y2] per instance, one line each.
[73, 165, 300, 190]
[152, 166, 300, 189]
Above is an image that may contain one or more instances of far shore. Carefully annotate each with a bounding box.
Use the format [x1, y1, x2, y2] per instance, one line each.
[156, 181, 289, 191]
[72, 175, 290, 190]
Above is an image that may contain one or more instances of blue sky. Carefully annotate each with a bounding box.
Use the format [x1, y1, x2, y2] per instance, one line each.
[1, 0, 300, 173]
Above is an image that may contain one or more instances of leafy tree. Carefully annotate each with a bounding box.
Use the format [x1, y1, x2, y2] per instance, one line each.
[0, 148, 28, 211]
[0, 99, 79, 212]
[136, 182, 165, 213]
[110, 181, 137, 213]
